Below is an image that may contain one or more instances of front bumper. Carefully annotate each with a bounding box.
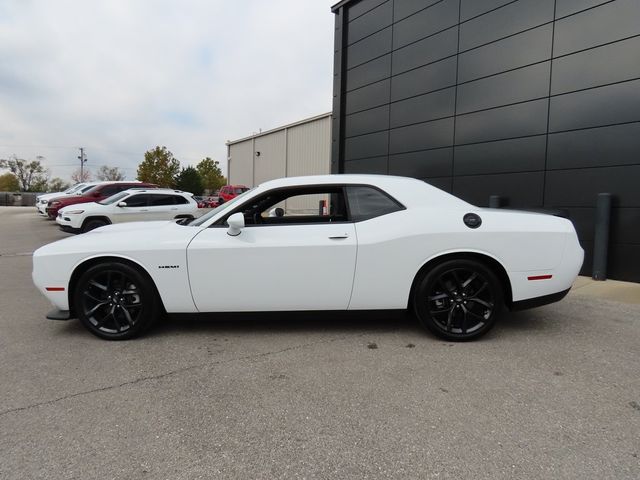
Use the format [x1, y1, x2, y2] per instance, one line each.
[47, 309, 73, 320]
[37, 200, 51, 215]
[56, 212, 82, 232]
[46, 206, 61, 218]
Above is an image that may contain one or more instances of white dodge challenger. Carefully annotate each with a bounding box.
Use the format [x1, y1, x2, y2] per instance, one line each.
[32, 175, 584, 341]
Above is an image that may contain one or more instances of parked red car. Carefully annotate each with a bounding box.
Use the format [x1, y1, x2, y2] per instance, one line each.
[217, 185, 249, 204]
[46, 181, 157, 219]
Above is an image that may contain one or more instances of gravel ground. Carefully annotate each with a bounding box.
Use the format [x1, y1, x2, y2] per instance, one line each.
[0, 206, 638, 479]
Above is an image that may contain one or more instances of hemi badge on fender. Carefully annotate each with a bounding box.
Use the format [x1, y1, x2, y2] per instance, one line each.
[45, 287, 65, 291]
[527, 275, 553, 281]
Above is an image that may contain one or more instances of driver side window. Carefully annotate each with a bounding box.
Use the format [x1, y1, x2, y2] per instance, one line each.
[124, 194, 149, 207]
[231, 187, 348, 226]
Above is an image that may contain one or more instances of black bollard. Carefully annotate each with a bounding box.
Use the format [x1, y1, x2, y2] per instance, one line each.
[489, 195, 503, 208]
[592, 193, 612, 281]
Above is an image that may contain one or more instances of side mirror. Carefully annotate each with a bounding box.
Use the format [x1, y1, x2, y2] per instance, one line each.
[268, 207, 285, 217]
[227, 212, 245, 236]
[117, 201, 128, 207]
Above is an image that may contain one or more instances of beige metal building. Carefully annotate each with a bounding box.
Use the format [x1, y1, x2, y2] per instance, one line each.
[226, 112, 332, 188]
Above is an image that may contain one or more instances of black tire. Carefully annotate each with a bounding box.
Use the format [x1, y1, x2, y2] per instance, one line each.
[73, 262, 161, 340]
[413, 258, 503, 341]
[82, 218, 108, 233]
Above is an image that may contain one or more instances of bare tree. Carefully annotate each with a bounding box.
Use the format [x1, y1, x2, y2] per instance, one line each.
[71, 168, 92, 183]
[96, 165, 125, 181]
[0, 155, 48, 191]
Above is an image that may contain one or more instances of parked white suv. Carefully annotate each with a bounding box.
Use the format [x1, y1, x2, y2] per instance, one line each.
[36, 183, 98, 216]
[56, 188, 198, 233]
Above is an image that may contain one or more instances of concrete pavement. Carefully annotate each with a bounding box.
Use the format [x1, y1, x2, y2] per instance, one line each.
[571, 276, 640, 305]
[0, 206, 638, 479]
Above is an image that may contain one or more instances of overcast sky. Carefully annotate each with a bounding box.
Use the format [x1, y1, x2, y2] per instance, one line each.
[0, 0, 336, 182]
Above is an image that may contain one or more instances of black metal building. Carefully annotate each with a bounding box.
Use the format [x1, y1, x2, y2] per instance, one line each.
[330, 0, 640, 281]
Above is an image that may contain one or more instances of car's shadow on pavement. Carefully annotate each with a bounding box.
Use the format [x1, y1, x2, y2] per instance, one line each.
[51, 307, 560, 341]
[148, 307, 558, 340]
[154, 310, 419, 337]
[496, 307, 564, 335]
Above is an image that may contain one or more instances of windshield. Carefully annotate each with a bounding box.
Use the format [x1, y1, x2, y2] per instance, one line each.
[64, 184, 83, 194]
[79, 184, 97, 194]
[188, 190, 251, 227]
[98, 191, 129, 205]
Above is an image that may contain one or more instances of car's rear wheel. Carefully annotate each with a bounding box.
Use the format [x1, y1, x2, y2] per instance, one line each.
[74, 262, 160, 340]
[82, 218, 108, 233]
[413, 259, 503, 341]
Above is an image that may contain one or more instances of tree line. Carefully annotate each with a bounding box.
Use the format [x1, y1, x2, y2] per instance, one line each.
[0, 146, 226, 195]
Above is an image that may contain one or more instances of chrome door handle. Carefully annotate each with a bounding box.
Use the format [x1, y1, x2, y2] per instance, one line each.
[329, 234, 349, 239]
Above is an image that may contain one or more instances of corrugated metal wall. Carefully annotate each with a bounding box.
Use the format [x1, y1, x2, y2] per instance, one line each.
[254, 130, 287, 185]
[228, 141, 254, 187]
[227, 114, 331, 188]
[287, 116, 332, 177]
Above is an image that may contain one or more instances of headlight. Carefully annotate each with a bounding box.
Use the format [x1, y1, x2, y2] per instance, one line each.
[65, 210, 84, 214]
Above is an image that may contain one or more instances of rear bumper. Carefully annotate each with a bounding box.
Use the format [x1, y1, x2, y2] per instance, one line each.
[510, 288, 571, 311]
[509, 232, 584, 303]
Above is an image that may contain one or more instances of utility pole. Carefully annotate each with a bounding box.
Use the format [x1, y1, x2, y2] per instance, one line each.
[78, 147, 87, 180]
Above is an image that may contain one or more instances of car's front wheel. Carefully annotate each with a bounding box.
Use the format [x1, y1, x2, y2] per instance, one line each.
[74, 262, 161, 340]
[81, 218, 108, 233]
[413, 259, 503, 341]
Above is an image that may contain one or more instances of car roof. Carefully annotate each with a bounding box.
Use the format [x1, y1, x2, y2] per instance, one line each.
[259, 174, 419, 188]
[256, 174, 470, 208]
[122, 188, 192, 195]
[99, 180, 145, 183]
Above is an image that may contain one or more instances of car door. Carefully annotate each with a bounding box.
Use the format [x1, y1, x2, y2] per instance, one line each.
[170, 195, 195, 217]
[110, 194, 150, 223]
[147, 194, 178, 220]
[187, 186, 357, 312]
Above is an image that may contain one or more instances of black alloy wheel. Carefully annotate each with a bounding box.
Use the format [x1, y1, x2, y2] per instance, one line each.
[74, 262, 160, 340]
[414, 259, 503, 341]
[82, 218, 108, 233]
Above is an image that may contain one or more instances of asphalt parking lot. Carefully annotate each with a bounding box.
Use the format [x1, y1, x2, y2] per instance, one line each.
[0, 207, 638, 479]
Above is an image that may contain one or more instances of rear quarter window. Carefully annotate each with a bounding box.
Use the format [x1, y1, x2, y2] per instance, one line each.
[173, 195, 190, 205]
[346, 186, 404, 222]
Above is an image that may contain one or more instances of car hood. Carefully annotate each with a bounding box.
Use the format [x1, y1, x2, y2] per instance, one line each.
[34, 220, 201, 257]
[59, 201, 99, 212]
[37, 192, 66, 201]
[50, 195, 94, 206]
[92, 220, 179, 233]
